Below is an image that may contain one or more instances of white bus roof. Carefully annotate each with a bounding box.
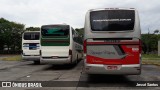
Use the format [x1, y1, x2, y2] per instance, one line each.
[89, 8, 136, 12]
[41, 24, 69, 26]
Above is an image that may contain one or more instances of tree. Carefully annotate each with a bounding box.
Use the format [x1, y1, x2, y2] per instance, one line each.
[141, 33, 160, 54]
[75, 28, 84, 37]
[153, 29, 159, 34]
[26, 27, 40, 31]
[0, 18, 25, 53]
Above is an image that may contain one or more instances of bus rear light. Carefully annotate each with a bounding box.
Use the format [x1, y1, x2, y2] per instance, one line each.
[83, 40, 87, 53]
[125, 40, 142, 53]
[23, 44, 29, 47]
[69, 49, 72, 55]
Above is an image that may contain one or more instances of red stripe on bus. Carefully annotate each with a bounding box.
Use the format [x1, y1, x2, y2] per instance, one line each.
[86, 55, 139, 65]
[87, 42, 139, 45]
[86, 45, 140, 65]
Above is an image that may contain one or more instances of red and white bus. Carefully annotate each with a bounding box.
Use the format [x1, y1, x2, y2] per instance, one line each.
[84, 8, 142, 75]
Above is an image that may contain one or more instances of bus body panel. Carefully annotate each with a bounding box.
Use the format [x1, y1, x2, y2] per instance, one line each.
[22, 32, 40, 61]
[84, 9, 141, 40]
[84, 8, 141, 75]
[84, 63, 141, 75]
[41, 46, 70, 57]
[23, 50, 40, 56]
[40, 24, 83, 64]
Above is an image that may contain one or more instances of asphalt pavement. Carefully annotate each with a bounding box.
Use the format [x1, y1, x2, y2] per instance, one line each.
[0, 56, 160, 90]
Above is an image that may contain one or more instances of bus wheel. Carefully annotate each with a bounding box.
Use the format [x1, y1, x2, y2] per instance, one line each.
[34, 61, 40, 65]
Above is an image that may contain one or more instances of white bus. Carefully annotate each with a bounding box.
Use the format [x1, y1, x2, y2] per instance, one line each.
[22, 31, 40, 64]
[84, 8, 142, 75]
[40, 24, 83, 64]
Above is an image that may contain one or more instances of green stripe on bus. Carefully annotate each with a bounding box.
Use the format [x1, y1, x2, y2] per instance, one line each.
[41, 38, 70, 46]
[41, 43, 70, 46]
[41, 36, 69, 38]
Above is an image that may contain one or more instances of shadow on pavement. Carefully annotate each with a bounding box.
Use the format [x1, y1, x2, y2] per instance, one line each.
[78, 74, 145, 87]
[43, 60, 82, 70]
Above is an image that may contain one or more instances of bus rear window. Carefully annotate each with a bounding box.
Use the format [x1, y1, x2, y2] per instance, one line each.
[90, 10, 135, 31]
[41, 25, 69, 37]
[24, 32, 40, 40]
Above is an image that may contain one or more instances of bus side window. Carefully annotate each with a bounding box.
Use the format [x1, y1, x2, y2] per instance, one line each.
[72, 28, 74, 36]
[72, 28, 83, 45]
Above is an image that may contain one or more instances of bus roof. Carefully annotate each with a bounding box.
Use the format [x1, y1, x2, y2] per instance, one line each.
[41, 24, 69, 27]
[89, 8, 136, 12]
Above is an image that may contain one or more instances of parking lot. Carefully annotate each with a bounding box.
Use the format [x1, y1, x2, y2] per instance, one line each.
[0, 56, 160, 90]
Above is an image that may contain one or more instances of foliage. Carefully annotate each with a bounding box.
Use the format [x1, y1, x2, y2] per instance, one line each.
[141, 34, 160, 54]
[0, 18, 25, 53]
[75, 28, 160, 54]
[142, 54, 160, 59]
[153, 29, 159, 34]
[75, 28, 84, 37]
[26, 27, 40, 31]
[2, 55, 21, 61]
[0, 17, 160, 54]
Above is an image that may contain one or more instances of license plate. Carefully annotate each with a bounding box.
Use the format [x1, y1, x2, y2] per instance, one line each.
[52, 56, 58, 59]
[105, 65, 121, 70]
[29, 47, 37, 50]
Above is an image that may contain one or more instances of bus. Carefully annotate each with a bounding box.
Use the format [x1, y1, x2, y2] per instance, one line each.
[22, 31, 41, 64]
[40, 24, 83, 64]
[84, 8, 142, 75]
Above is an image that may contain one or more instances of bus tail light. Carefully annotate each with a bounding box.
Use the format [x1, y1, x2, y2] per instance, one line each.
[23, 43, 29, 47]
[83, 40, 87, 53]
[69, 49, 72, 55]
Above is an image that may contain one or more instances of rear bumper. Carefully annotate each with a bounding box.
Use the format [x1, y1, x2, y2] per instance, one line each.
[40, 56, 71, 64]
[22, 55, 40, 61]
[84, 60, 141, 75]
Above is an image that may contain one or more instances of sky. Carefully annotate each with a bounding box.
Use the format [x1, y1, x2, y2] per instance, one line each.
[0, 0, 160, 33]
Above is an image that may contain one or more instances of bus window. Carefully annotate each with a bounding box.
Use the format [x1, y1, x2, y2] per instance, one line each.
[90, 10, 135, 31]
[41, 25, 69, 37]
[24, 32, 40, 40]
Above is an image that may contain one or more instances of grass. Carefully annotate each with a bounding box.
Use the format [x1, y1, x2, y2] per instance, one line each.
[142, 60, 160, 66]
[142, 54, 160, 66]
[1, 54, 160, 66]
[2, 55, 22, 61]
[142, 54, 160, 58]
[142, 54, 160, 60]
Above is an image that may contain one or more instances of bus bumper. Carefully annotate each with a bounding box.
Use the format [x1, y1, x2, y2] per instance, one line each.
[84, 62, 141, 75]
[40, 56, 71, 64]
[22, 55, 40, 61]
